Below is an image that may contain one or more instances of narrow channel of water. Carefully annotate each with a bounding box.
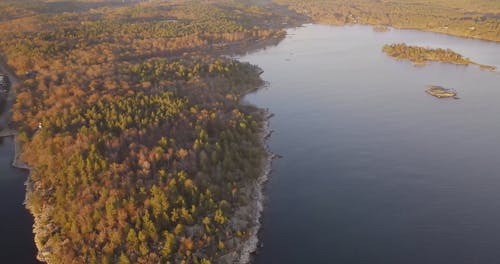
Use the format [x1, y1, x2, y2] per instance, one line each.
[0, 137, 40, 264]
[241, 24, 500, 264]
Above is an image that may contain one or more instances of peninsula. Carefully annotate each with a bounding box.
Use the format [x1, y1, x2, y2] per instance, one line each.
[0, 1, 302, 263]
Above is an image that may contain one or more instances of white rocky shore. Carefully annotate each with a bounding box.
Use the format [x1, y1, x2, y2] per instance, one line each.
[237, 111, 274, 264]
[217, 110, 275, 264]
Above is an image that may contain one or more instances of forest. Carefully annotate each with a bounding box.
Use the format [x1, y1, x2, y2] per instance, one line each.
[275, 0, 500, 42]
[0, 1, 299, 263]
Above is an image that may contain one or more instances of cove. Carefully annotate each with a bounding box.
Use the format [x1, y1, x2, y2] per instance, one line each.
[240, 24, 500, 264]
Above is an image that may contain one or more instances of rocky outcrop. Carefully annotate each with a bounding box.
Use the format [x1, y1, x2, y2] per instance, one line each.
[426, 85, 459, 99]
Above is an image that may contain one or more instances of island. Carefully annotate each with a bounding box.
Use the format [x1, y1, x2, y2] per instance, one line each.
[426, 85, 459, 99]
[382, 43, 497, 71]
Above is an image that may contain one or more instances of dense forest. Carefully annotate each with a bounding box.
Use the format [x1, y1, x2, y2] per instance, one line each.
[0, 1, 300, 263]
[275, 0, 500, 42]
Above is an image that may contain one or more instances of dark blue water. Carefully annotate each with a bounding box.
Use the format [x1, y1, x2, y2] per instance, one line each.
[241, 24, 500, 264]
[0, 137, 40, 264]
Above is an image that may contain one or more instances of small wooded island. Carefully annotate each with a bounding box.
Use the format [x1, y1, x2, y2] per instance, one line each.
[382, 43, 497, 71]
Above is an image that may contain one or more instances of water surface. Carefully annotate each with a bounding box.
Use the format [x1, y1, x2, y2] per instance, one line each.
[241, 24, 500, 264]
[0, 137, 39, 264]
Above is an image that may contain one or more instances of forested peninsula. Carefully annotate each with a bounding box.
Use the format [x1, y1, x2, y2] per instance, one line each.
[0, 1, 302, 263]
[0, 0, 498, 264]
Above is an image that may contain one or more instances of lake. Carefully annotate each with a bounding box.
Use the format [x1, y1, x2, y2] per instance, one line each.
[0, 137, 40, 264]
[240, 24, 500, 264]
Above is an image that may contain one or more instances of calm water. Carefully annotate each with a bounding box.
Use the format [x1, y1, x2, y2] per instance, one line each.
[241, 24, 500, 264]
[0, 137, 40, 264]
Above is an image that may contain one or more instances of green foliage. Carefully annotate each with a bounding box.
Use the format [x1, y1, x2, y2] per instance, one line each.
[43, 92, 186, 136]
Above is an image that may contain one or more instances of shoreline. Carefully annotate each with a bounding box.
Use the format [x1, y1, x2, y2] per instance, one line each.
[236, 110, 275, 264]
[12, 134, 30, 170]
[215, 106, 275, 264]
[311, 21, 500, 44]
[0, 134, 38, 262]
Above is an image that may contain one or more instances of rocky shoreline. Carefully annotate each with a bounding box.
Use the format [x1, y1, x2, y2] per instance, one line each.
[213, 108, 275, 264]
[236, 111, 274, 264]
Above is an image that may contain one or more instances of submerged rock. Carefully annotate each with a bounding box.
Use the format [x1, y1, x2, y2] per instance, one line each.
[426, 85, 459, 99]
